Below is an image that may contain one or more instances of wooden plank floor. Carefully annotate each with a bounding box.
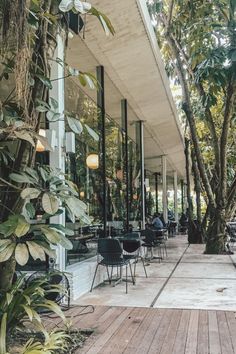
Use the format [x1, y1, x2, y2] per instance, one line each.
[46, 305, 236, 354]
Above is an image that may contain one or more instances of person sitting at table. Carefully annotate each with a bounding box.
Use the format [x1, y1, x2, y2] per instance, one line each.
[152, 213, 164, 230]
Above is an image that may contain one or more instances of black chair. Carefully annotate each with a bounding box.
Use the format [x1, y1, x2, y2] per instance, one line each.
[90, 238, 134, 293]
[141, 229, 163, 262]
[151, 228, 168, 258]
[122, 233, 148, 281]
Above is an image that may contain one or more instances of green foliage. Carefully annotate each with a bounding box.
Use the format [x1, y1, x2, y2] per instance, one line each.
[0, 164, 95, 266]
[0, 274, 68, 353]
[0, 0, 114, 351]
[149, 0, 236, 250]
[20, 330, 70, 354]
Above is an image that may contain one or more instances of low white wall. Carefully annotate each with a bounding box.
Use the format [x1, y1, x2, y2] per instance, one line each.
[66, 256, 107, 300]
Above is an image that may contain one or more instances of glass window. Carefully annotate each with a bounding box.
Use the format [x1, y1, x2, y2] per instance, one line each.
[65, 78, 103, 265]
[105, 115, 126, 230]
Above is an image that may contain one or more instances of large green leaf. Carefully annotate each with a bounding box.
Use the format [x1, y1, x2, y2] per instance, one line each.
[36, 241, 56, 258]
[46, 110, 61, 122]
[50, 97, 58, 110]
[57, 234, 73, 250]
[37, 240, 56, 258]
[35, 74, 52, 89]
[10, 173, 34, 184]
[42, 193, 60, 215]
[85, 124, 99, 141]
[50, 224, 74, 236]
[65, 197, 87, 219]
[21, 305, 33, 322]
[0, 239, 12, 252]
[24, 167, 39, 182]
[0, 218, 18, 237]
[26, 241, 46, 261]
[40, 226, 61, 244]
[15, 243, 29, 266]
[0, 243, 15, 262]
[21, 188, 41, 199]
[89, 8, 115, 36]
[15, 216, 30, 237]
[67, 116, 83, 134]
[14, 131, 35, 146]
[25, 202, 36, 219]
[36, 300, 65, 320]
[38, 166, 49, 182]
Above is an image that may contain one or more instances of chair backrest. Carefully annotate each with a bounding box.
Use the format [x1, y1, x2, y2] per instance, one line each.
[98, 238, 123, 262]
[121, 232, 140, 253]
[141, 229, 157, 245]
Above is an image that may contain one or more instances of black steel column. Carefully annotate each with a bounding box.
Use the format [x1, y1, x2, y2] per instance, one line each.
[154, 172, 159, 214]
[121, 99, 129, 232]
[136, 121, 145, 229]
[181, 179, 184, 213]
[97, 66, 107, 234]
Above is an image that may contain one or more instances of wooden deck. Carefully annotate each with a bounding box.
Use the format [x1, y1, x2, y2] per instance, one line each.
[46, 305, 236, 353]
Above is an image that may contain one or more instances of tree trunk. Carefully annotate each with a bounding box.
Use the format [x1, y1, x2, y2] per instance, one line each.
[185, 138, 201, 243]
[0, 258, 16, 291]
[191, 147, 203, 243]
[205, 206, 226, 254]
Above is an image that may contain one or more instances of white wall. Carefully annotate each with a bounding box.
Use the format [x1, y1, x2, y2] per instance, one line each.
[66, 256, 107, 300]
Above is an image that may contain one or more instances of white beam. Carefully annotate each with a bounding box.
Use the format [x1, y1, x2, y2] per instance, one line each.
[174, 171, 178, 222]
[137, 121, 146, 229]
[162, 156, 167, 223]
[49, 33, 66, 272]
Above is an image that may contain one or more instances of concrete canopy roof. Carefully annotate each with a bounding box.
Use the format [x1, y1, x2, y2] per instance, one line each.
[66, 0, 185, 178]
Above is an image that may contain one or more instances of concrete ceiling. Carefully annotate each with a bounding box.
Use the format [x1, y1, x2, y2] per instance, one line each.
[66, 0, 186, 178]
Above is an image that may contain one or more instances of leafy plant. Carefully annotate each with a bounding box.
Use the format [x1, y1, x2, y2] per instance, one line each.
[0, 0, 114, 352]
[0, 274, 68, 353]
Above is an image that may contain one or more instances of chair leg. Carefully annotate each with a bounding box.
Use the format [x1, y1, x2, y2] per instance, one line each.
[90, 263, 99, 292]
[110, 266, 114, 282]
[134, 257, 137, 279]
[106, 266, 111, 284]
[141, 257, 148, 278]
[129, 262, 135, 285]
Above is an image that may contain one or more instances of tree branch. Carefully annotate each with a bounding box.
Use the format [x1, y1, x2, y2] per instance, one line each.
[163, 30, 215, 207]
[220, 77, 236, 205]
[167, 0, 175, 29]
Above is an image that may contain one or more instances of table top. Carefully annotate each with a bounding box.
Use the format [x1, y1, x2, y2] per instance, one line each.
[69, 233, 96, 241]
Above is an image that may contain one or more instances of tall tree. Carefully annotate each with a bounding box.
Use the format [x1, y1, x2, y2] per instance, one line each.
[149, 0, 236, 253]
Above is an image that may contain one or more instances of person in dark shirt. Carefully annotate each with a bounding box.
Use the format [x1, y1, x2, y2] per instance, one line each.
[152, 213, 164, 230]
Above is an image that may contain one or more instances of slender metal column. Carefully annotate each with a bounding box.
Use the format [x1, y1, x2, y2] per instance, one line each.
[49, 33, 65, 271]
[136, 121, 145, 229]
[181, 179, 184, 213]
[162, 156, 168, 223]
[121, 99, 129, 232]
[97, 66, 107, 235]
[174, 171, 178, 222]
[154, 172, 159, 214]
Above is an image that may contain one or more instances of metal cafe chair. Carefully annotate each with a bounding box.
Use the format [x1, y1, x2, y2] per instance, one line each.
[121, 232, 148, 281]
[153, 229, 168, 258]
[90, 238, 135, 294]
[141, 229, 163, 262]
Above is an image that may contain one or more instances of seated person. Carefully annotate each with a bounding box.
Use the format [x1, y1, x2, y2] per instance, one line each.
[159, 213, 167, 228]
[179, 213, 188, 227]
[152, 213, 164, 230]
